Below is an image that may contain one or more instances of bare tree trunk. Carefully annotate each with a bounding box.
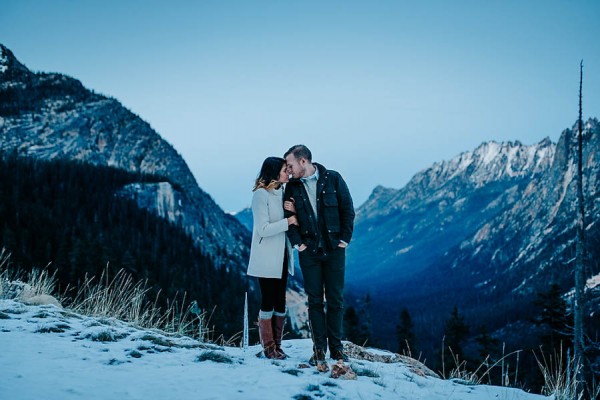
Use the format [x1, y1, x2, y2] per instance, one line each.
[573, 60, 585, 392]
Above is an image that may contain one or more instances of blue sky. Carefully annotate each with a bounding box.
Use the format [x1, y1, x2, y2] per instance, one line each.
[1, 0, 599, 211]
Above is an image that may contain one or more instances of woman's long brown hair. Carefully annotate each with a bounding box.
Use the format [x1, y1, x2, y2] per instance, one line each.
[253, 157, 285, 192]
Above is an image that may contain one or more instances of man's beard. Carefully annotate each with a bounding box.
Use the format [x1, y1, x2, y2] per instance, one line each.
[298, 165, 307, 178]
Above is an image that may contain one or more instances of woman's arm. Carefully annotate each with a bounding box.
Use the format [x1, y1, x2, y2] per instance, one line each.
[252, 189, 290, 238]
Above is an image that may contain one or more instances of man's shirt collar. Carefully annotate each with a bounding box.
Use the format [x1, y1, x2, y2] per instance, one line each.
[301, 166, 319, 182]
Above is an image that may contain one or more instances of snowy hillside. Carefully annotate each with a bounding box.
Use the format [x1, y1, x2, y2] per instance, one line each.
[0, 300, 551, 400]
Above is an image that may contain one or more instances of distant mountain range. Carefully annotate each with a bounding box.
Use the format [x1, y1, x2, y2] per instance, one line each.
[345, 119, 600, 359]
[232, 208, 253, 233]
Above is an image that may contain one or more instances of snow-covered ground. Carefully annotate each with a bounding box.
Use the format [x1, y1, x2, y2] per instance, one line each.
[0, 299, 552, 400]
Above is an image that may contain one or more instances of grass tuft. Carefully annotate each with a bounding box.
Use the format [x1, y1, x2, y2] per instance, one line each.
[351, 363, 380, 378]
[533, 346, 599, 400]
[196, 350, 233, 364]
[66, 268, 199, 338]
[292, 395, 313, 400]
[35, 323, 70, 333]
[88, 329, 128, 342]
[305, 384, 320, 392]
[282, 368, 303, 376]
[128, 350, 143, 358]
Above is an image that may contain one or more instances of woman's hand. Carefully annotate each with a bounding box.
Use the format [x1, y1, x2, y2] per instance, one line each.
[284, 198, 296, 213]
[287, 215, 299, 226]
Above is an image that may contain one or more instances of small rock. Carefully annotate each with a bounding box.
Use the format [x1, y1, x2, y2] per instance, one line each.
[23, 294, 62, 308]
[330, 361, 357, 380]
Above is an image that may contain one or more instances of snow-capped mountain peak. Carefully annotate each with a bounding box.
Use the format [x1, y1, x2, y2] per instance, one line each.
[358, 137, 556, 220]
[419, 138, 555, 190]
[0, 44, 30, 78]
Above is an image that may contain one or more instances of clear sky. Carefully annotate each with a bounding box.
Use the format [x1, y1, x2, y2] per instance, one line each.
[1, 0, 599, 212]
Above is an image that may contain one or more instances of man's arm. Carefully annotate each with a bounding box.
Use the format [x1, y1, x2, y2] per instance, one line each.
[336, 174, 355, 245]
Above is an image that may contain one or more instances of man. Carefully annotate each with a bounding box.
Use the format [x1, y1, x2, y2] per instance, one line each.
[283, 144, 355, 371]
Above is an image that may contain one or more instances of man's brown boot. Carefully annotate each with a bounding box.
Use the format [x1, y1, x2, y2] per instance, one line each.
[309, 348, 329, 372]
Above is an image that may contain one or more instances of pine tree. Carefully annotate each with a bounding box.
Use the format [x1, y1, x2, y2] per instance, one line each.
[442, 306, 470, 371]
[359, 293, 373, 345]
[474, 325, 500, 363]
[396, 308, 416, 355]
[343, 294, 373, 346]
[533, 283, 572, 353]
[344, 305, 362, 345]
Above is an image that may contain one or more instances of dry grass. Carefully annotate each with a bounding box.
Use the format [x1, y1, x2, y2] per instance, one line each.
[533, 347, 600, 400]
[0, 249, 205, 340]
[0, 248, 13, 298]
[445, 346, 523, 387]
[26, 268, 59, 299]
[0, 249, 58, 301]
[67, 267, 197, 337]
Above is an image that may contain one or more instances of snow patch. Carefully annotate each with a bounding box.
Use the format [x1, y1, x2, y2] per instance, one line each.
[548, 161, 575, 224]
[0, 300, 550, 400]
[474, 223, 491, 243]
[586, 273, 600, 290]
[395, 245, 413, 255]
[0, 47, 8, 73]
[156, 182, 177, 221]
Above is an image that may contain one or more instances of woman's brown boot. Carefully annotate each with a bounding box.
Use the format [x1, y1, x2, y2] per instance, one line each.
[272, 310, 287, 358]
[258, 311, 284, 359]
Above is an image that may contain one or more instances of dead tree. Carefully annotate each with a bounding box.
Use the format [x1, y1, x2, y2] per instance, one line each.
[573, 60, 585, 389]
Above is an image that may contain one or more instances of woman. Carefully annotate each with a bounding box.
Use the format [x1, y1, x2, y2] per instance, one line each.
[247, 156, 297, 359]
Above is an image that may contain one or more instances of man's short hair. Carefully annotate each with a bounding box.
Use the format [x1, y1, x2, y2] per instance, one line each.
[284, 144, 312, 162]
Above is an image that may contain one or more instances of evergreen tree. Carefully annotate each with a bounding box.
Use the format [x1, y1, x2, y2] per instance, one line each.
[533, 283, 572, 352]
[343, 293, 373, 346]
[474, 324, 500, 363]
[360, 293, 373, 345]
[442, 306, 470, 371]
[344, 305, 362, 345]
[396, 308, 416, 355]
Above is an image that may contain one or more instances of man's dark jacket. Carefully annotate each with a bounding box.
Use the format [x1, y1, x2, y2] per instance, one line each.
[284, 163, 355, 252]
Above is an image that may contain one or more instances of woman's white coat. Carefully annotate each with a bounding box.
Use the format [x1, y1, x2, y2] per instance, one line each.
[247, 187, 294, 278]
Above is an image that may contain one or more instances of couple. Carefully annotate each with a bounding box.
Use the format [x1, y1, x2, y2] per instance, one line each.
[246, 144, 355, 371]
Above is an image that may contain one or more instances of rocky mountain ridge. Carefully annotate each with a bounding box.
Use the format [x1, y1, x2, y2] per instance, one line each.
[0, 43, 249, 268]
[347, 118, 600, 353]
